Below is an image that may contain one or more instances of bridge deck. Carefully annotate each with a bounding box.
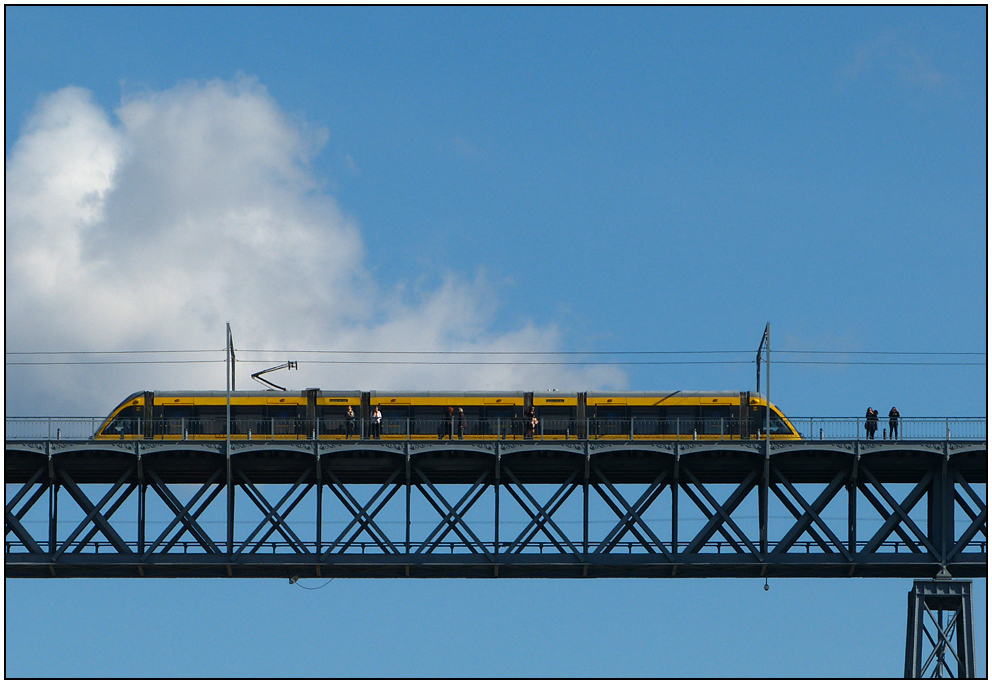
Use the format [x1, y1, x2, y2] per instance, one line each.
[6, 438, 987, 579]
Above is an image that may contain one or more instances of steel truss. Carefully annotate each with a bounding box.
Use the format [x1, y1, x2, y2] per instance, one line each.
[905, 579, 976, 678]
[5, 438, 987, 579]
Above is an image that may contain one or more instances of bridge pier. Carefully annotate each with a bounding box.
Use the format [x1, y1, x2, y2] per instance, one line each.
[905, 577, 975, 678]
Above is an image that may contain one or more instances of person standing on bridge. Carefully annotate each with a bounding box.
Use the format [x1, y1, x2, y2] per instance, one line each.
[889, 406, 900, 440]
[440, 406, 454, 440]
[457, 407, 466, 439]
[345, 406, 356, 439]
[524, 406, 537, 439]
[865, 407, 878, 440]
[371, 406, 382, 439]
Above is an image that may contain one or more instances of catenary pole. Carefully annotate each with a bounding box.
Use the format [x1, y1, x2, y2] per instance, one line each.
[765, 322, 770, 442]
[226, 322, 233, 556]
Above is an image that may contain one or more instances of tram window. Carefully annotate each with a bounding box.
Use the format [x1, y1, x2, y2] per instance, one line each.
[594, 407, 629, 420]
[660, 408, 696, 435]
[160, 406, 193, 420]
[320, 406, 350, 420]
[231, 408, 264, 426]
[114, 406, 138, 420]
[380, 407, 410, 430]
[319, 406, 352, 434]
[750, 408, 792, 435]
[193, 406, 226, 433]
[700, 406, 733, 435]
[480, 407, 515, 435]
[630, 409, 659, 435]
[411, 407, 447, 421]
[196, 407, 226, 420]
[105, 406, 139, 435]
[481, 407, 513, 419]
[538, 408, 574, 435]
[265, 405, 301, 420]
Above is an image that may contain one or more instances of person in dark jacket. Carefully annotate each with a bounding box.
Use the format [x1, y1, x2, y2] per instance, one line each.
[524, 406, 537, 439]
[865, 407, 878, 440]
[439, 406, 454, 440]
[345, 406, 355, 439]
[888, 406, 900, 440]
[457, 408, 466, 439]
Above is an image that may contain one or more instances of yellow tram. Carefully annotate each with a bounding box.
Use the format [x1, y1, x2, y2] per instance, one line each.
[94, 389, 801, 441]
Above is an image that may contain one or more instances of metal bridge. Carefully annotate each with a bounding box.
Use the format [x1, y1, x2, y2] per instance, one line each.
[5, 417, 986, 581]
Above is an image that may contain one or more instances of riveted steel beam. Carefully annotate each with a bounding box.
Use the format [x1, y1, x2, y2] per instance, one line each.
[6, 437, 985, 579]
[322, 466, 402, 557]
[769, 466, 851, 560]
[414, 467, 492, 560]
[235, 467, 313, 556]
[55, 467, 134, 558]
[502, 467, 580, 555]
[681, 467, 761, 558]
[592, 466, 671, 559]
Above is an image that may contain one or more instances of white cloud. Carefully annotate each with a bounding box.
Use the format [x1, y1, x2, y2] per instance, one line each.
[841, 30, 947, 89]
[5, 77, 624, 415]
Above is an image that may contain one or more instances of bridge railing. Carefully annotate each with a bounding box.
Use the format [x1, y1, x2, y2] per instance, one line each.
[790, 417, 987, 441]
[4, 416, 986, 441]
[4, 417, 104, 440]
[5, 538, 987, 556]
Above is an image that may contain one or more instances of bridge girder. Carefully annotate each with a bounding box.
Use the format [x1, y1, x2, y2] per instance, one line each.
[6, 439, 987, 579]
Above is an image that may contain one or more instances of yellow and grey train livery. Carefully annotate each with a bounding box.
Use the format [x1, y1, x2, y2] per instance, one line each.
[94, 389, 800, 441]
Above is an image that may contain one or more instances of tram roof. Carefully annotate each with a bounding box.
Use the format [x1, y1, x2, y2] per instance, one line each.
[149, 389, 765, 399]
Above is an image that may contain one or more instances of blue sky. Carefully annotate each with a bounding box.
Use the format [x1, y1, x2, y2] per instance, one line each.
[4, 6, 986, 677]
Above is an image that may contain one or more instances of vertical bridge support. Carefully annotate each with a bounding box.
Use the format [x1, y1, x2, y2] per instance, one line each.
[905, 578, 975, 678]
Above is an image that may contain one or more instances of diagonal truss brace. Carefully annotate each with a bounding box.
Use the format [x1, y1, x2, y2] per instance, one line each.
[681, 466, 762, 559]
[920, 605, 964, 677]
[414, 467, 493, 560]
[55, 467, 135, 559]
[143, 469, 224, 559]
[5, 466, 48, 555]
[770, 467, 852, 560]
[859, 466, 938, 557]
[502, 467, 582, 559]
[592, 466, 672, 560]
[322, 466, 403, 557]
[235, 467, 312, 556]
[147, 470, 223, 554]
[948, 468, 988, 560]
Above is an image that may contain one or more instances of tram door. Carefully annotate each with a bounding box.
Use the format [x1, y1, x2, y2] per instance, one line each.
[142, 391, 154, 439]
[306, 389, 318, 436]
[739, 392, 750, 439]
[360, 392, 371, 439]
